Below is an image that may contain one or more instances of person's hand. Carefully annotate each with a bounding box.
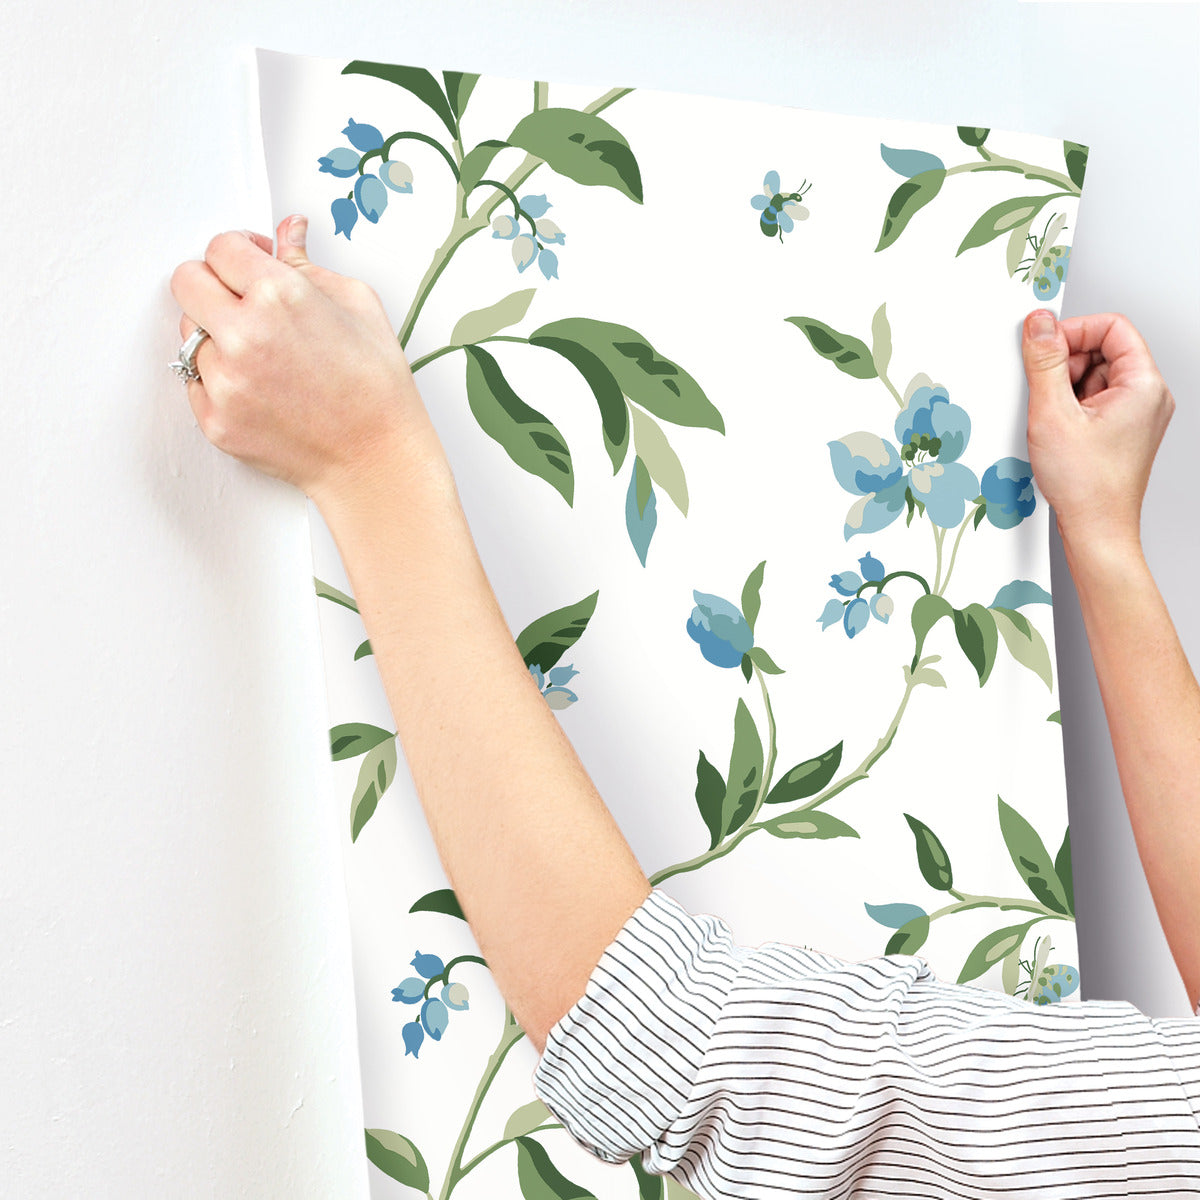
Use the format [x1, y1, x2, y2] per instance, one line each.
[1021, 308, 1175, 552]
[169, 214, 446, 504]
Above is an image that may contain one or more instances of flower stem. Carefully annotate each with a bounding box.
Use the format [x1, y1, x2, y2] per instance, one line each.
[743, 663, 778, 829]
[931, 523, 946, 594]
[360, 132, 460, 181]
[945, 159, 1078, 194]
[409, 335, 529, 375]
[937, 511, 975, 596]
[457, 1123, 564, 1181]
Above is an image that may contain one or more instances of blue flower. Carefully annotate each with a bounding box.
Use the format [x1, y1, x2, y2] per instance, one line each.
[354, 173, 388, 222]
[980, 457, 1036, 529]
[1033, 244, 1070, 300]
[391, 977, 425, 1004]
[491, 194, 566, 278]
[410, 950, 444, 978]
[750, 170, 811, 241]
[318, 147, 361, 177]
[379, 159, 414, 193]
[686, 590, 754, 668]
[529, 661, 580, 711]
[421, 997, 450, 1040]
[402, 1020, 424, 1058]
[394, 948, 473, 1055]
[343, 118, 384, 152]
[332, 197, 358, 240]
[818, 551, 894, 639]
[827, 384, 981, 539]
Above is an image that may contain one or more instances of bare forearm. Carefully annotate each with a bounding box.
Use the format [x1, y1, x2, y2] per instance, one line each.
[316, 438, 650, 1054]
[1061, 527, 1200, 1009]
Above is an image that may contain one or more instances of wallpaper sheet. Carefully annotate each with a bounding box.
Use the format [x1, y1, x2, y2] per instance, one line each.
[258, 49, 1088, 1199]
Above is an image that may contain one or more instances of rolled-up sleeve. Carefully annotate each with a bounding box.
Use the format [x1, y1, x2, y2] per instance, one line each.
[532, 887, 1200, 1198]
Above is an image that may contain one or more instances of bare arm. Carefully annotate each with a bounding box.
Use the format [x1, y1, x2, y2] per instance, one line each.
[1023, 309, 1198, 1010]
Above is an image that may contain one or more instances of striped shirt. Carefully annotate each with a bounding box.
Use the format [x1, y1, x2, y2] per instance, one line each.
[533, 888, 1200, 1197]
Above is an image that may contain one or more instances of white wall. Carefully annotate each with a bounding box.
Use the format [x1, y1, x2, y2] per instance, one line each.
[3, 2, 1196, 1194]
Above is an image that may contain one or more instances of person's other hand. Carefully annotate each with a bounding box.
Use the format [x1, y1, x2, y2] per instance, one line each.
[169, 214, 445, 504]
[1022, 308, 1175, 551]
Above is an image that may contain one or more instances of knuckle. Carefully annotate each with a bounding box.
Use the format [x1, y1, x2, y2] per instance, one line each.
[169, 259, 199, 300]
[205, 230, 236, 263]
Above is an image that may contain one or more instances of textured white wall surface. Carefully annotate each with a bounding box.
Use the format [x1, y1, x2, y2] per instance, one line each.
[2, 2, 1196, 1195]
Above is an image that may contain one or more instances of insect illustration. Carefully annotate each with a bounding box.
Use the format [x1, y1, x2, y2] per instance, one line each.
[1014, 212, 1071, 300]
[1015, 934, 1080, 1004]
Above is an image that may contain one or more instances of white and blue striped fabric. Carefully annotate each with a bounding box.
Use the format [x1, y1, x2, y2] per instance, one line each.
[533, 888, 1200, 1197]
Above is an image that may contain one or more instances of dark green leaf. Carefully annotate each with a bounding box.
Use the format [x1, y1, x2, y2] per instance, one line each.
[694, 748, 727, 851]
[905, 813, 954, 890]
[762, 742, 842, 805]
[997, 796, 1072, 915]
[740, 653, 752, 683]
[1047, 709, 1061, 724]
[973, 501, 988, 530]
[747, 646, 784, 674]
[463, 345, 574, 505]
[351, 736, 398, 842]
[885, 913, 930, 955]
[459, 139, 510, 194]
[365, 1128, 429, 1191]
[952, 602, 998, 686]
[957, 921, 1037, 985]
[507, 108, 643, 203]
[629, 1154, 665, 1200]
[763, 811, 860, 840]
[785, 316, 877, 379]
[1063, 140, 1089, 189]
[330, 722, 394, 761]
[875, 168, 945, 251]
[514, 1135, 597, 1200]
[720, 698, 763, 841]
[1054, 826, 1074, 917]
[342, 61, 458, 139]
[516, 590, 599, 673]
[530, 318, 723, 432]
[314, 577, 358, 613]
[443, 70, 480, 120]
[529, 335, 628, 471]
[741, 561, 766, 634]
[409, 887, 466, 921]
[354, 639, 373, 661]
[956, 193, 1061, 256]
[957, 126, 990, 146]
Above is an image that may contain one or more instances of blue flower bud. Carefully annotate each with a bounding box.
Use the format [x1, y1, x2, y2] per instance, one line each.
[686, 591, 753, 668]
[817, 598, 845, 630]
[546, 663, 579, 686]
[402, 1020, 424, 1057]
[830, 570, 862, 597]
[528, 663, 545, 689]
[519, 193, 551, 219]
[355, 173, 388, 222]
[491, 214, 520, 240]
[332, 197, 358, 240]
[512, 235, 538, 272]
[542, 685, 578, 710]
[391, 976, 425, 1004]
[421, 997, 450, 1040]
[318, 147, 361, 177]
[858, 552, 885, 583]
[441, 981, 470, 1011]
[538, 249, 559, 280]
[411, 950, 444, 979]
[843, 596, 870, 638]
[534, 219, 565, 246]
[343, 118, 384, 152]
[869, 593, 893, 622]
[379, 159, 413, 193]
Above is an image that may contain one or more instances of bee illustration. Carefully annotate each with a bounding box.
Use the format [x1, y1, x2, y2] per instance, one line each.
[1014, 933, 1080, 1004]
[1015, 212, 1071, 300]
[750, 171, 813, 242]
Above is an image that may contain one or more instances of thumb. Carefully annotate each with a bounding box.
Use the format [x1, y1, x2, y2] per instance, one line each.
[1021, 309, 1073, 413]
[276, 213, 311, 268]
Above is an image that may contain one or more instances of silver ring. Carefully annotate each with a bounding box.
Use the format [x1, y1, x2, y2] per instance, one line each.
[168, 326, 211, 383]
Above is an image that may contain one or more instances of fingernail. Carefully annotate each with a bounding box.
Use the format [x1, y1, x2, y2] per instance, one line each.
[287, 215, 307, 246]
[1029, 310, 1056, 339]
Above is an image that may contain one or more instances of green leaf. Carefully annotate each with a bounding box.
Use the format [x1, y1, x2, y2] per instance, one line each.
[1006, 216, 1034, 277]
[740, 654, 752, 683]
[365, 1128, 430, 1191]
[747, 646, 784, 674]
[528, 335, 628, 472]
[314, 576, 358, 613]
[443, 70, 480, 119]
[1001, 942, 1022, 996]
[910, 592, 953, 655]
[957, 126, 990, 147]
[1054, 826, 1075, 917]
[530, 318, 723, 432]
[740, 561, 766, 634]
[514, 1135, 597, 1200]
[875, 168, 945, 251]
[351, 736, 398, 842]
[990, 606, 1054, 691]
[870, 303, 892, 379]
[694, 748, 728, 851]
[629, 1155, 664, 1200]
[463, 344, 574, 505]
[762, 742, 842, 806]
[973, 501, 988, 530]
[905, 813, 954, 890]
[720, 698, 763, 841]
[452, 289, 536, 346]
[885, 913, 930, 955]
[997, 796, 1072, 915]
[342, 61, 458, 139]
[952, 602, 999, 686]
[408, 887, 466, 921]
[1063, 140, 1089, 189]
[330, 722, 394, 761]
[507, 108, 643, 204]
[957, 193, 1061, 256]
[516, 590, 599, 673]
[459, 139, 510, 194]
[353, 638, 373, 661]
[665, 1180, 701, 1200]
[628, 405, 687, 516]
[1047, 709, 1061, 724]
[503, 1099, 553, 1142]
[763, 811, 860, 840]
[903, 656, 947, 689]
[957, 921, 1037, 985]
[633, 455, 652, 515]
[785, 316, 877, 379]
